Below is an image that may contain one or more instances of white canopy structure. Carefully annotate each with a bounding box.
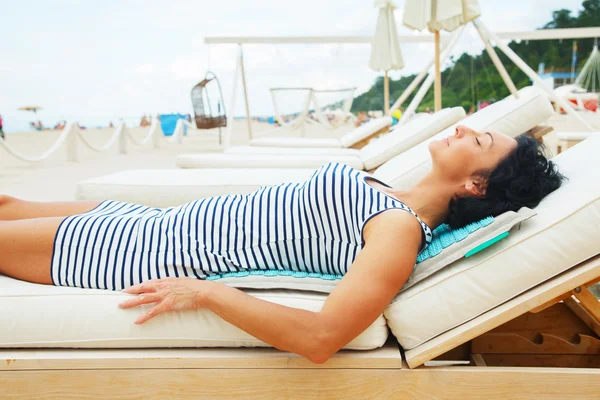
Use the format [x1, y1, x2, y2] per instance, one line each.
[207, 27, 600, 146]
[369, 0, 404, 115]
[403, 0, 481, 112]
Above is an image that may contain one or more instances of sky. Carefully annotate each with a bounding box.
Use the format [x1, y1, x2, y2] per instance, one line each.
[0, 0, 586, 132]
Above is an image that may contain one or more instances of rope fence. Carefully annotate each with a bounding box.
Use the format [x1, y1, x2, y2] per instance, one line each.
[0, 118, 199, 164]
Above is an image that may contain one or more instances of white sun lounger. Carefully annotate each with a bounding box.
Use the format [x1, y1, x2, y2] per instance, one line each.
[176, 108, 465, 170]
[2, 130, 599, 399]
[76, 87, 554, 206]
[248, 116, 393, 149]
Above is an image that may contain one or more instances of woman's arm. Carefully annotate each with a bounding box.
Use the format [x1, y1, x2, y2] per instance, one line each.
[120, 210, 421, 364]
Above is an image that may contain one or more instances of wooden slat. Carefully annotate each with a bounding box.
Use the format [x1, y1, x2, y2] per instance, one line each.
[2, 367, 600, 400]
[528, 125, 553, 140]
[472, 333, 600, 354]
[573, 286, 600, 322]
[565, 297, 600, 337]
[405, 256, 600, 368]
[529, 293, 572, 313]
[0, 341, 402, 371]
[481, 354, 600, 368]
[348, 125, 390, 150]
[471, 354, 487, 367]
[477, 303, 595, 341]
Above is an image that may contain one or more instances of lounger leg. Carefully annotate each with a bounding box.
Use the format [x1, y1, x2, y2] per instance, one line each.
[0, 195, 102, 221]
[0, 218, 63, 285]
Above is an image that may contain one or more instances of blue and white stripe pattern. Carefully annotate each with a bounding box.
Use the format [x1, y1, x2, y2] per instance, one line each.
[51, 162, 432, 290]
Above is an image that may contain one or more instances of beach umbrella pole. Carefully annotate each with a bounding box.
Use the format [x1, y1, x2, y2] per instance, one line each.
[238, 45, 253, 140]
[384, 71, 390, 115]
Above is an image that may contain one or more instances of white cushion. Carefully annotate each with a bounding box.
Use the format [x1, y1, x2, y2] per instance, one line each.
[76, 89, 551, 204]
[225, 146, 361, 156]
[0, 277, 387, 349]
[176, 153, 365, 169]
[374, 86, 555, 188]
[556, 132, 594, 141]
[359, 107, 465, 170]
[338, 117, 393, 147]
[177, 110, 461, 170]
[249, 137, 342, 148]
[247, 117, 392, 148]
[77, 169, 313, 207]
[385, 135, 600, 349]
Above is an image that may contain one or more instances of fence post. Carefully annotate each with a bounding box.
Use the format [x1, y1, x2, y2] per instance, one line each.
[151, 117, 161, 149]
[118, 123, 128, 154]
[66, 123, 78, 162]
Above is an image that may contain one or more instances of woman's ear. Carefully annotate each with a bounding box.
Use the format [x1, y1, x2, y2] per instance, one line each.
[465, 178, 487, 198]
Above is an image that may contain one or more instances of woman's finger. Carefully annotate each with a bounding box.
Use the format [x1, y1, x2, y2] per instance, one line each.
[121, 283, 158, 294]
[118, 293, 162, 309]
[134, 302, 168, 324]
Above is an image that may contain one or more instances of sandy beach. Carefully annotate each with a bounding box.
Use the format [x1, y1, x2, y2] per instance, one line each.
[0, 120, 346, 201]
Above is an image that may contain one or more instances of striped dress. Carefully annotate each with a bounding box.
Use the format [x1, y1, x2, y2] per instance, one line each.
[51, 162, 432, 290]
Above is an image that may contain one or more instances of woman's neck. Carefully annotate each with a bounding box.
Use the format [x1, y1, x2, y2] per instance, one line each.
[391, 172, 457, 229]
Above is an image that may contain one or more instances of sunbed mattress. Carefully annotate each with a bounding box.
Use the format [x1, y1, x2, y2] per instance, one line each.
[176, 153, 365, 169]
[176, 110, 461, 170]
[0, 278, 387, 349]
[76, 169, 313, 207]
[385, 135, 600, 349]
[248, 117, 392, 148]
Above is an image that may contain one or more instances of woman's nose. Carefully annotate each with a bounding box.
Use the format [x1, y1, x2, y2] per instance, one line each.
[455, 125, 465, 138]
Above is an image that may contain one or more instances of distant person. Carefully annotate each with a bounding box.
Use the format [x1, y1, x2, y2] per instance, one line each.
[0, 114, 4, 139]
[109, 121, 114, 128]
[354, 111, 368, 127]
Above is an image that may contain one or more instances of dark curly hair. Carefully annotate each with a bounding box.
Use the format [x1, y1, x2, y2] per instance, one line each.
[446, 135, 565, 228]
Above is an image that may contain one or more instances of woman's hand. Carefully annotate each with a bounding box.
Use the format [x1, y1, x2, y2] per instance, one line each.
[119, 277, 213, 324]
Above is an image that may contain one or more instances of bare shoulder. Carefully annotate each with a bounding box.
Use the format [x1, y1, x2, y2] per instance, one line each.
[363, 209, 423, 252]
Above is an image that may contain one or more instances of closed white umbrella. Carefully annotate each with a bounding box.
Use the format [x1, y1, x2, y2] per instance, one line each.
[403, 0, 480, 111]
[369, 0, 404, 115]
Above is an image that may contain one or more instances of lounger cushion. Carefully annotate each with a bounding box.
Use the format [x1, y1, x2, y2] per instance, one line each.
[374, 86, 555, 188]
[176, 153, 365, 169]
[177, 110, 462, 170]
[248, 117, 392, 148]
[385, 135, 600, 349]
[360, 107, 466, 170]
[249, 137, 342, 148]
[0, 278, 387, 349]
[556, 132, 593, 141]
[338, 116, 393, 147]
[77, 169, 313, 207]
[225, 146, 361, 156]
[76, 87, 552, 207]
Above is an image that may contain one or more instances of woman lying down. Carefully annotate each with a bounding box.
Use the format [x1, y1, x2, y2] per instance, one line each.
[0, 126, 563, 364]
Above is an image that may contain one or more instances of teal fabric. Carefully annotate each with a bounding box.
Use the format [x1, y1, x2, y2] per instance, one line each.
[415, 216, 495, 264]
[206, 216, 500, 282]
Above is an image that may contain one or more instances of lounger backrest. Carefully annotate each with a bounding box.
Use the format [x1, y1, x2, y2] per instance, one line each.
[385, 134, 600, 350]
[359, 107, 466, 170]
[374, 86, 554, 188]
[339, 116, 393, 147]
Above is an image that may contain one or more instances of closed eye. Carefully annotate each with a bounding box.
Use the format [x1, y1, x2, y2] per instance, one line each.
[475, 138, 481, 147]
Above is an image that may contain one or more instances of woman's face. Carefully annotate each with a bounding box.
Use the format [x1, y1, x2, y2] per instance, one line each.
[429, 125, 518, 194]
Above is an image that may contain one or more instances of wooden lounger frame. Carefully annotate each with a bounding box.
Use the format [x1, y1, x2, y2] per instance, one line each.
[2, 255, 598, 399]
[348, 124, 391, 149]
